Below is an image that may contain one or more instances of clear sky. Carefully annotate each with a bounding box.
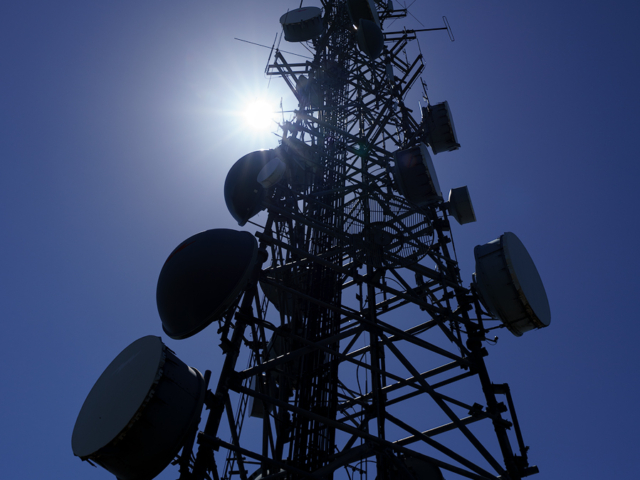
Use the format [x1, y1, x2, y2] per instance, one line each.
[2, 1, 639, 479]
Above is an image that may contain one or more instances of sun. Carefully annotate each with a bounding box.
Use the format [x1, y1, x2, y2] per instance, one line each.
[243, 98, 278, 131]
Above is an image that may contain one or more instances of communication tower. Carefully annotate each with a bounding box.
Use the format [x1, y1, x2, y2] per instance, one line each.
[72, 2, 551, 480]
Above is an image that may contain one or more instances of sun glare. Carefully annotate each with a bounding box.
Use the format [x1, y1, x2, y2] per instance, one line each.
[243, 99, 277, 131]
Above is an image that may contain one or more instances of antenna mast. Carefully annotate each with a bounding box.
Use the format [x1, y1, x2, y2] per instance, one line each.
[72, 3, 551, 480]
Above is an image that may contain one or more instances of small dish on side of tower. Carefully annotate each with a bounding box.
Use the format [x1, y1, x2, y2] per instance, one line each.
[422, 101, 460, 154]
[393, 143, 442, 207]
[448, 186, 476, 225]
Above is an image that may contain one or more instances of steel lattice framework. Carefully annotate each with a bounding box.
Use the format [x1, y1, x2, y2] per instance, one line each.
[186, 3, 539, 480]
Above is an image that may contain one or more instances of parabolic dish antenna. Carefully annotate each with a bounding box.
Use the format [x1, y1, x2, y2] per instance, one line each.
[280, 7, 324, 43]
[448, 186, 476, 225]
[393, 143, 442, 207]
[257, 157, 287, 188]
[422, 101, 460, 155]
[157, 229, 259, 339]
[356, 18, 384, 59]
[71, 336, 205, 480]
[225, 150, 274, 226]
[347, 0, 380, 28]
[474, 232, 551, 336]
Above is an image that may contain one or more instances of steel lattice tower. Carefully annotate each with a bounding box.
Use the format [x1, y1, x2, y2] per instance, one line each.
[193, 3, 540, 480]
[72, 2, 550, 480]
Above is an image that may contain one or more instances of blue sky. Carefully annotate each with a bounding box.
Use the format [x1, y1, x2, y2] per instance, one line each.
[2, 1, 639, 479]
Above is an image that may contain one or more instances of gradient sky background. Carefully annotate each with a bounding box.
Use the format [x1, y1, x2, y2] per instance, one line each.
[2, 1, 639, 479]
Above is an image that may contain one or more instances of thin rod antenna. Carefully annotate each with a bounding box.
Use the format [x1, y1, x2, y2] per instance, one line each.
[280, 97, 284, 125]
[384, 17, 454, 42]
[443, 16, 455, 41]
[421, 79, 430, 106]
[234, 37, 313, 59]
[264, 33, 278, 77]
[384, 27, 446, 35]
[405, 5, 425, 27]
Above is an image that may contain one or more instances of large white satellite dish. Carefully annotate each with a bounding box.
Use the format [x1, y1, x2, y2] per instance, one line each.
[157, 229, 259, 339]
[474, 232, 551, 336]
[280, 7, 324, 42]
[72, 336, 205, 480]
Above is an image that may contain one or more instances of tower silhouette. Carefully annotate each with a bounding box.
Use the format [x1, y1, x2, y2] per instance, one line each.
[72, 3, 550, 480]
